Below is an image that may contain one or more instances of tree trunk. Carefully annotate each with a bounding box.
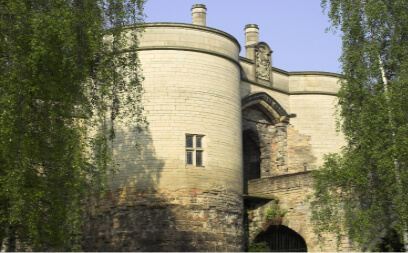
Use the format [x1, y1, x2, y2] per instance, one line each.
[362, 1, 408, 250]
[377, 49, 408, 253]
[0, 227, 13, 252]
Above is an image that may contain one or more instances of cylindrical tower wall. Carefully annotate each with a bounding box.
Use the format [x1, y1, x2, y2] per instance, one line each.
[83, 23, 243, 252]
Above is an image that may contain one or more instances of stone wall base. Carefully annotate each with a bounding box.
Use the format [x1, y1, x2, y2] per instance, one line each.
[82, 187, 243, 251]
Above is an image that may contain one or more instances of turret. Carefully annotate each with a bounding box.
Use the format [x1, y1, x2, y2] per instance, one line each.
[191, 4, 207, 26]
[245, 24, 259, 60]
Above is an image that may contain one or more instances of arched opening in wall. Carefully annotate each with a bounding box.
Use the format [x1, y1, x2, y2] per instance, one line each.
[243, 129, 261, 194]
[242, 105, 272, 194]
[241, 93, 290, 193]
[252, 225, 307, 252]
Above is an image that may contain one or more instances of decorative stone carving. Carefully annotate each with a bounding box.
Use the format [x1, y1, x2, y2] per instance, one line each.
[255, 43, 272, 81]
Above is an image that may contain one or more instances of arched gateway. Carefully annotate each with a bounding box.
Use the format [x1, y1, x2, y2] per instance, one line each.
[254, 225, 307, 252]
[242, 93, 312, 251]
[242, 92, 290, 192]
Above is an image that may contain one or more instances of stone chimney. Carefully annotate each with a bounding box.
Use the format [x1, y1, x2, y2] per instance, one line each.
[191, 4, 207, 26]
[245, 24, 259, 60]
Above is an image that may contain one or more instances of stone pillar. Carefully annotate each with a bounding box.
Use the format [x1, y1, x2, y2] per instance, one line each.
[245, 24, 259, 61]
[191, 4, 207, 26]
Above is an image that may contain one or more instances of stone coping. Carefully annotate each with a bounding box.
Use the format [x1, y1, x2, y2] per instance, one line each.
[289, 71, 343, 78]
[249, 171, 312, 183]
[191, 4, 206, 10]
[274, 67, 343, 79]
[239, 56, 254, 64]
[243, 194, 275, 201]
[125, 22, 241, 52]
[239, 57, 343, 78]
[245, 24, 259, 29]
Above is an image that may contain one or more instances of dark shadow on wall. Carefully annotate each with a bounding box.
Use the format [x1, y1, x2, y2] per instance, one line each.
[243, 196, 272, 251]
[243, 129, 261, 194]
[253, 225, 307, 252]
[81, 127, 197, 251]
[242, 104, 274, 179]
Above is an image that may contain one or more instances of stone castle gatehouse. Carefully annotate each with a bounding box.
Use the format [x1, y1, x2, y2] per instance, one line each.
[82, 4, 353, 252]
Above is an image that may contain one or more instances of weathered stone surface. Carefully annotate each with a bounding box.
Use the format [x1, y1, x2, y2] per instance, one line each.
[78, 5, 352, 252]
[242, 101, 317, 178]
[82, 187, 243, 252]
[247, 173, 355, 252]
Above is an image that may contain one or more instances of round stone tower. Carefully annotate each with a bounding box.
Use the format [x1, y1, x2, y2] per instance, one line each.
[83, 4, 244, 252]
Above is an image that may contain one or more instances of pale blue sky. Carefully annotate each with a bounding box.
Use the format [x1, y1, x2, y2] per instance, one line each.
[143, 0, 342, 74]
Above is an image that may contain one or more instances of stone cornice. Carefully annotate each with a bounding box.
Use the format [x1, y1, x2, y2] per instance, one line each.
[239, 56, 254, 64]
[274, 68, 343, 79]
[242, 79, 290, 95]
[125, 22, 241, 53]
[135, 46, 241, 69]
[241, 79, 338, 96]
[289, 71, 343, 78]
[239, 56, 343, 78]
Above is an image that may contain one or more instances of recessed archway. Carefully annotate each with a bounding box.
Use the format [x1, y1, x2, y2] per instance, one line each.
[241, 92, 290, 189]
[253, 225, 307, 252]
[241, 92, 290, 125]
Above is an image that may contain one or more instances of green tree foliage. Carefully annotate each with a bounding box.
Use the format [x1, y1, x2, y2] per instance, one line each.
[0, 0, 146, 250]
[311, 0, 408, 250]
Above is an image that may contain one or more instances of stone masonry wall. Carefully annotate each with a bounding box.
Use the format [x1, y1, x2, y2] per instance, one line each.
[245, 197, 277, 245]
[242, 104, 316, 178]
[289, 94, 345, 166]
[287, 125, 317, 172]
[87, 23, 245, 252]
[247, 172, 355, 252]
[82, 187, 243, 252]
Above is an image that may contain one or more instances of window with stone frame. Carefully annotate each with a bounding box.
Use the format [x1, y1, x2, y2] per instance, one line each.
[186, 134, 204, 166]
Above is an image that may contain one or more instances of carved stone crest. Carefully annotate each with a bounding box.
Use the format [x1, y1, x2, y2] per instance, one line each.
[255, 43, 272, 81]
